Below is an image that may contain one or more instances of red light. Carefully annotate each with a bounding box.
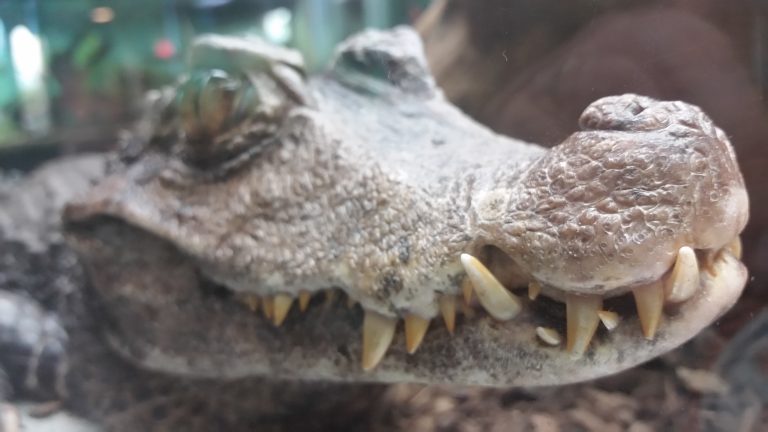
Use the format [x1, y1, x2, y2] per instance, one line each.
[154, 39, 176, 59]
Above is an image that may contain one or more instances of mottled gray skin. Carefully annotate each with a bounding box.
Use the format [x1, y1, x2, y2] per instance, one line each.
[0, 158, 387, 431]
[57, 27, 749, 388]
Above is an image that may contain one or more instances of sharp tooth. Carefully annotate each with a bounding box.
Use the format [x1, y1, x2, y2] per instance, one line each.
[664, 246, 700, 303]
[273, 294, 293, 326]
[461, 279, 473, 305]
[261, 296, 275, 320]
[298, 291, 311, 312]
[726, 237, 742, 259]
[404, 315, 430, 354]
[244, 295, 260, 311]
[362, 311, 397, 371]
[536, 327, 562, 346]
[566, 294, 602, 356]
[324, 289, 338, 307]
[632, 280, 665, 340]
[438, 295, 456, 335]
[703, 251, 718, 277]
[460, 254, 522, 320]
[528, 280, 541, 300]
[597, 310, 620, 331]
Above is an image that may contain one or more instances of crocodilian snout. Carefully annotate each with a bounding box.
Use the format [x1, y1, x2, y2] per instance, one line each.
[59, 94, 751, 387]
[462, 94, 750, 360]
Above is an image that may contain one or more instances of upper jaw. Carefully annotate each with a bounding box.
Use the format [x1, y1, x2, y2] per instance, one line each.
[469, 93, 750, 299]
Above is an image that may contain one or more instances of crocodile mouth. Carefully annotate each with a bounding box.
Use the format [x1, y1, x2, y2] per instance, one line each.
[62, 215, 747, 387]
[221, 237, 746, 373]
[458, 240, 745, 354]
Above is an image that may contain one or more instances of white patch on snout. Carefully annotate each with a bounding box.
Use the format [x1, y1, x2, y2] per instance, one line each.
[697, 186, 749, 249]
[474, 189, 512, 221]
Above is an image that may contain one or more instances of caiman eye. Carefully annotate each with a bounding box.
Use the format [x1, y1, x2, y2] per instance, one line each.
[176, 69, 259, 165]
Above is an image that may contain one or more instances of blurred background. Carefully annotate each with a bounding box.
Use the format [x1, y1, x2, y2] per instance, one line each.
[0, 0, 427, 169]
[0, 0, 766, 169]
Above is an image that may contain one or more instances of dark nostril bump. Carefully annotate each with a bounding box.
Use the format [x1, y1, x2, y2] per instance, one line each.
[629, 101, 646, 115]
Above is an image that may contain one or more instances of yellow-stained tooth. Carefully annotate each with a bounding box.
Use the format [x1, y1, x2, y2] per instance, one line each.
[727, 237, 742, 260]
[244, 295, 260, 311]
[404, 315, 430, 354]
[439, 295, 456, 335]
[362, 311, 397, 371]
[324, 289, 338, 307]
[347, 295, 357, 309]
[261, 296, 275, 320]
[597, 310, 620, 331]
[664, 246, 700, 303]
[460, 254, 522, 320]
[528, 280, 541, 300]
[298, 291, 311, 312]
[273, 294, 293, 326]
[632, 280, 665, 340]
[536, 327, 562, 346]
[566, 294, 602, 356]
[703, 251, 718, 277]
[461, 279, 473, 305]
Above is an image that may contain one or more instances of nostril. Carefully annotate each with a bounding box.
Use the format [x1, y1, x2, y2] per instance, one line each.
[629, 100, 646, 115]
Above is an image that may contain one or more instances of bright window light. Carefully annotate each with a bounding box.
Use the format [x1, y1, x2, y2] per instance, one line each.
[10, 25, 45, 91]
[9, 25, 50, 133]
[262, 7, 292, 44]
[90, 7, 115, 24]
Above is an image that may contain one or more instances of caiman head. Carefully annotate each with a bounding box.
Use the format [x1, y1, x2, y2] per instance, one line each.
[63, 27, 748, 386]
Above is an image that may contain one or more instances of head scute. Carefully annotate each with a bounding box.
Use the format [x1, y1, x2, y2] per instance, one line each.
[330, 26, 437, 97]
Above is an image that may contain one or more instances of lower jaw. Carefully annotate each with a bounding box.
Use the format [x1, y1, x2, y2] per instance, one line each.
[104, 249, 746, 387]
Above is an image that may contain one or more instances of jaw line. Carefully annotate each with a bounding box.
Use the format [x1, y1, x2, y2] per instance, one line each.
[103, 248, 746, 387]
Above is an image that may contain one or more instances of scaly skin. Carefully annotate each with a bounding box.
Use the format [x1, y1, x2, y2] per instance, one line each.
[0, 157, 387, 431]
[57, 27, 750, 387]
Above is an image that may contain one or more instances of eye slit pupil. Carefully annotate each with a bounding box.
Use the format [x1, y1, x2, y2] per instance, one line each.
[175, 69, 261, 166]
[198, 73, 240, 134]
[188, 70, 246, 135]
